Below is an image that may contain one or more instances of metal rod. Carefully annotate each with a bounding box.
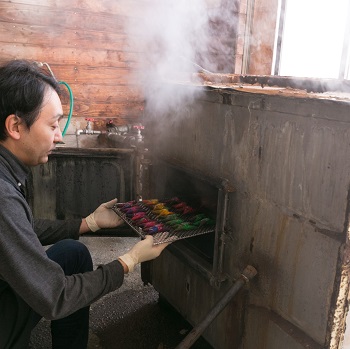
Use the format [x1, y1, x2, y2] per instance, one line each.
[175, 265, 257, 349]
[216, 190, 229, 284]
[338, 0, 350, 78]
[273, 0, 287, 75]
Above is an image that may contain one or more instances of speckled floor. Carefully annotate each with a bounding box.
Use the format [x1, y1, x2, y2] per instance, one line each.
[29, 236, 213, 349]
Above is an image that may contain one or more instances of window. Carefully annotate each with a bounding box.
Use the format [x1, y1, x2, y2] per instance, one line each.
[274, 0, 350, 79]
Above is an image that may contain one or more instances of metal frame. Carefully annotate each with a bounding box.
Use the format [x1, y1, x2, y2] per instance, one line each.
[149, 158, 234, 288]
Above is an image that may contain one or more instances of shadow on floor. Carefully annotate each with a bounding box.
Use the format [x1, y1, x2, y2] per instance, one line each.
[30, 285, 213, 349]
[90, 286, 213, 349]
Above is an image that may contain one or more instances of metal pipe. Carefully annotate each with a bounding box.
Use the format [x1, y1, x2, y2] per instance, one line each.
[273, 0, 287, 75]
[217, 190, 229, 283]
[175, 265, 257, 349]
[338, 0, 350, 78]
[76, 129, 102, 135]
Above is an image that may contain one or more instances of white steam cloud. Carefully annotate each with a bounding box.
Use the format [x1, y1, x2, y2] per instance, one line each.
[126, 0, 234, 116]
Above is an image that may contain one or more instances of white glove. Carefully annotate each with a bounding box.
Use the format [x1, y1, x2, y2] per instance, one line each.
[85, 198, 123, 232]
[119, 235, 169, 272]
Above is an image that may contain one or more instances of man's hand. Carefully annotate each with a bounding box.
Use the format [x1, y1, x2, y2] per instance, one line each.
[85, 198, 124, 232]
[118, 235, 169, 273]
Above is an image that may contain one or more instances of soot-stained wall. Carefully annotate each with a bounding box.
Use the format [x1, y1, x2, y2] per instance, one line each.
[146, 86, 350, 349]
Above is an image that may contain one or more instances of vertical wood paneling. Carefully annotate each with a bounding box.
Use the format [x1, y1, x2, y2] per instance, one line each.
[248, 0, 279, 75]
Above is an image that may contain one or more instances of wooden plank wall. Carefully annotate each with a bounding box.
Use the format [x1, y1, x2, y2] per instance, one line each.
[0, 0, 268, 133]
[244, 0, 279, 75]
[0, 0, 146, 132]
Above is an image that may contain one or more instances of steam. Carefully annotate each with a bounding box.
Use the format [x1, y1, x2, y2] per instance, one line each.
[126, 0, 234, 116]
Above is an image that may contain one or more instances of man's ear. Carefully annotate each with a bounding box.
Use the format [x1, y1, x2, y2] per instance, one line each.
[4, 114, 21, 140]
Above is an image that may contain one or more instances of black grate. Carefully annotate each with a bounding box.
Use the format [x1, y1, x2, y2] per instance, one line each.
[112, 200, 215, 245]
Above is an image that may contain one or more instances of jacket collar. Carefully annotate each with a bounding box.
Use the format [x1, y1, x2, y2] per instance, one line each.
[0, 144, 30, 194]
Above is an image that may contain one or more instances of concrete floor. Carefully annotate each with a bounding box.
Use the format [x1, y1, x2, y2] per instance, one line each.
[29, 236, 214, 349]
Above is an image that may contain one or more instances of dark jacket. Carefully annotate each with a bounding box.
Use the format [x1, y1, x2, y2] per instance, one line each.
[0, 144, 124, 320]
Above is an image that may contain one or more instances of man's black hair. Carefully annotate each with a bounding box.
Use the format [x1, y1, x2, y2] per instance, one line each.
[0, 60, 61, 141]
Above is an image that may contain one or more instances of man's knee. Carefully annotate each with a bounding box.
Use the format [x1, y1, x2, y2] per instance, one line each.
[46, 239, 93, 275]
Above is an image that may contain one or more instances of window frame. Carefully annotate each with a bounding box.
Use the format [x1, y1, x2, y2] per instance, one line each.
[272, 0, 350, 79]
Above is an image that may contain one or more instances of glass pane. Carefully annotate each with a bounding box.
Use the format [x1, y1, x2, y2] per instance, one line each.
[279, 0, 349, 79]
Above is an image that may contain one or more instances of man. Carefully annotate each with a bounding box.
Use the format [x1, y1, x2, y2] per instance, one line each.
[0, 59, 168, 349]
